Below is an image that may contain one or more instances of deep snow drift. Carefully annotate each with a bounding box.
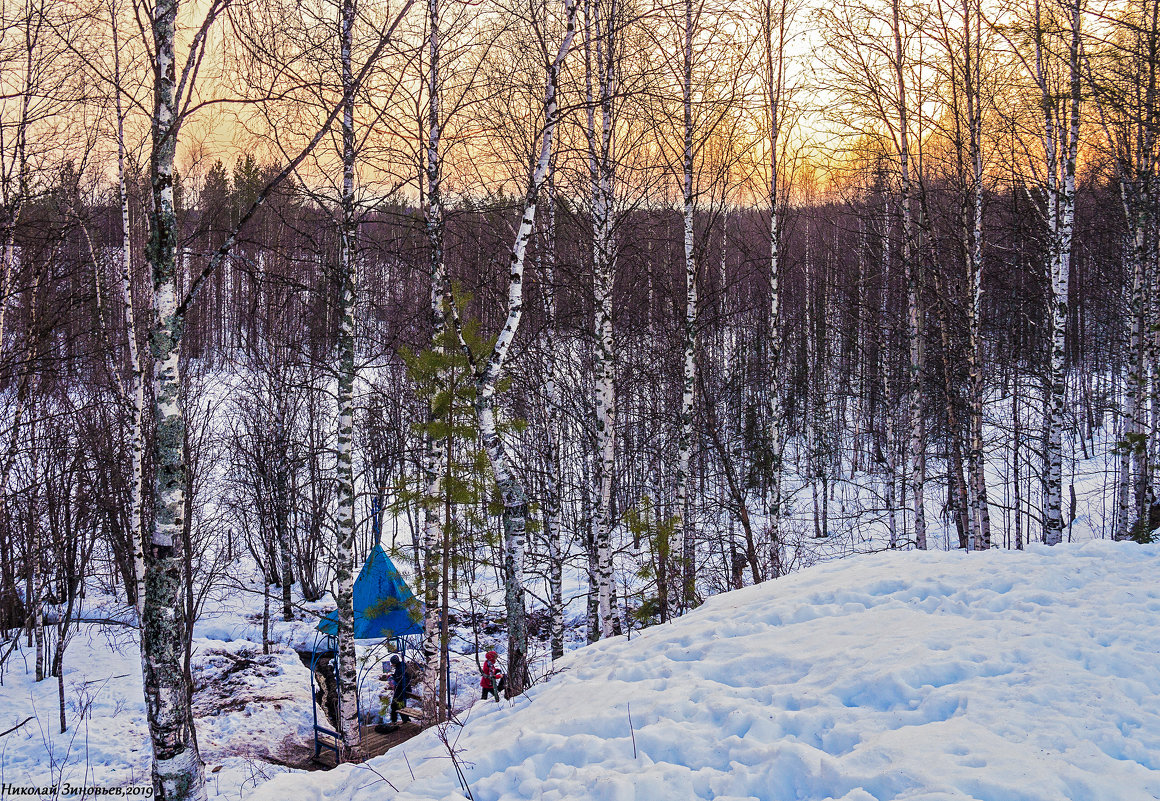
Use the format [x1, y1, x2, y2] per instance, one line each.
[248, 540, 1160, 801]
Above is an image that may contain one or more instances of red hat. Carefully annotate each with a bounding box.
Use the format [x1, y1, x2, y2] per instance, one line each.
[486, 650, 498, 660]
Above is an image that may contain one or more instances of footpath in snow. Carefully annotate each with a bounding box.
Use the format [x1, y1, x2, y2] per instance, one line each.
[250, 540, 1160, 801]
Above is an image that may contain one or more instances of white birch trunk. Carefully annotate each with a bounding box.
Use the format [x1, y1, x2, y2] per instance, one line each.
[112, 1, 148, 613]
[963, 0, 991, 550]
[880, 199, 899, 549]
[474, 0, 578, 692]
[142, 3, 207, 797]
[892, 0, 926, 549]
[763, 0, 788, 577]
[1149, 200, 1159, 513]
[1127, 207, 1150, 531]
[420, 0, 448, 715]
[543, 168, 565, 660]
[1040, 0, 1080, 546]
[334, 0, 362, 760]
[586, 0, 617, 639]
[1115, 204, 1146, 539]
[677, 0, 698, 609]
[32, 499, 44, 682]
[1013, 383, 1024, 549]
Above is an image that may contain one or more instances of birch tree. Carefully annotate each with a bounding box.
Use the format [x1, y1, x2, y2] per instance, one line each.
[332, 0, 366, 760]
[136, 0, 415, 789]
[1088, 0, 1158, 540]
[420, 0, 449, 718]
[139, 0, 210, 794]
[754, 0, 799, 575]
[1030, 0, 1081, 546]
[931, 0, 992, 550]
[960, 0, 991, 550]
[469, 0, 578, 694]
[677, 0, 699, 608]
[894, 0, 927, 551]
[635, 0, 750, 604]
[541, 163, 566, 659]
[110, 0, 148, 613]
[584, 0, 618, 639]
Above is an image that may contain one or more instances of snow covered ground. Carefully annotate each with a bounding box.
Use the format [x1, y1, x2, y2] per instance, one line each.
[244, 540, 1160, 801]
[5, 540, 1157, 800]
[0, 580, 331, 799]
[0, 625, 315, 798]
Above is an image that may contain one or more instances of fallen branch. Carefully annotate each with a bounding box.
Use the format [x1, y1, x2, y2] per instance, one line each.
[73, 617, 138, 629]
[0, 716, 33, 738]
[627, 702, 637, 759]
[82, 674, 129, 685]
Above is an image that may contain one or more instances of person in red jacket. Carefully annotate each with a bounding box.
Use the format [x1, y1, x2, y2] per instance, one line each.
[480, 650, 503, 702]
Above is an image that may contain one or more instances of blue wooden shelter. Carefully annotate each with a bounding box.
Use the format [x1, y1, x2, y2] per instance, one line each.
[318, 543, 423, 639]
[310, 542, 423, 762]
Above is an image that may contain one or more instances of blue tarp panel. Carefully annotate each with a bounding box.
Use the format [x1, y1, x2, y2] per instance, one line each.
[317, 544, 424, 639]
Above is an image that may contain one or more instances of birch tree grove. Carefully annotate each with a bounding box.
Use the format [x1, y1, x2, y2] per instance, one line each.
[130, 0, 415, 788]
[1090, 0, 1159, 540]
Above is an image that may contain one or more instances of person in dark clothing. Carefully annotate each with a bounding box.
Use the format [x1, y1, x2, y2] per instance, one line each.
[389, 654, 411, 724]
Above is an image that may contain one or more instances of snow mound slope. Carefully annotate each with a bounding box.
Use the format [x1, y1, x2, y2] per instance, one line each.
[251, 541, 1160, 801]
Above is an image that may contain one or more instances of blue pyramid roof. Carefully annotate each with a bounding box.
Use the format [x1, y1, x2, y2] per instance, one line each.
[318, 544, 424, 639]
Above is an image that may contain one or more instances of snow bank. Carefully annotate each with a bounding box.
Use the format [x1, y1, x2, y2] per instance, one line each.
[249, 541, 1160, 801]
